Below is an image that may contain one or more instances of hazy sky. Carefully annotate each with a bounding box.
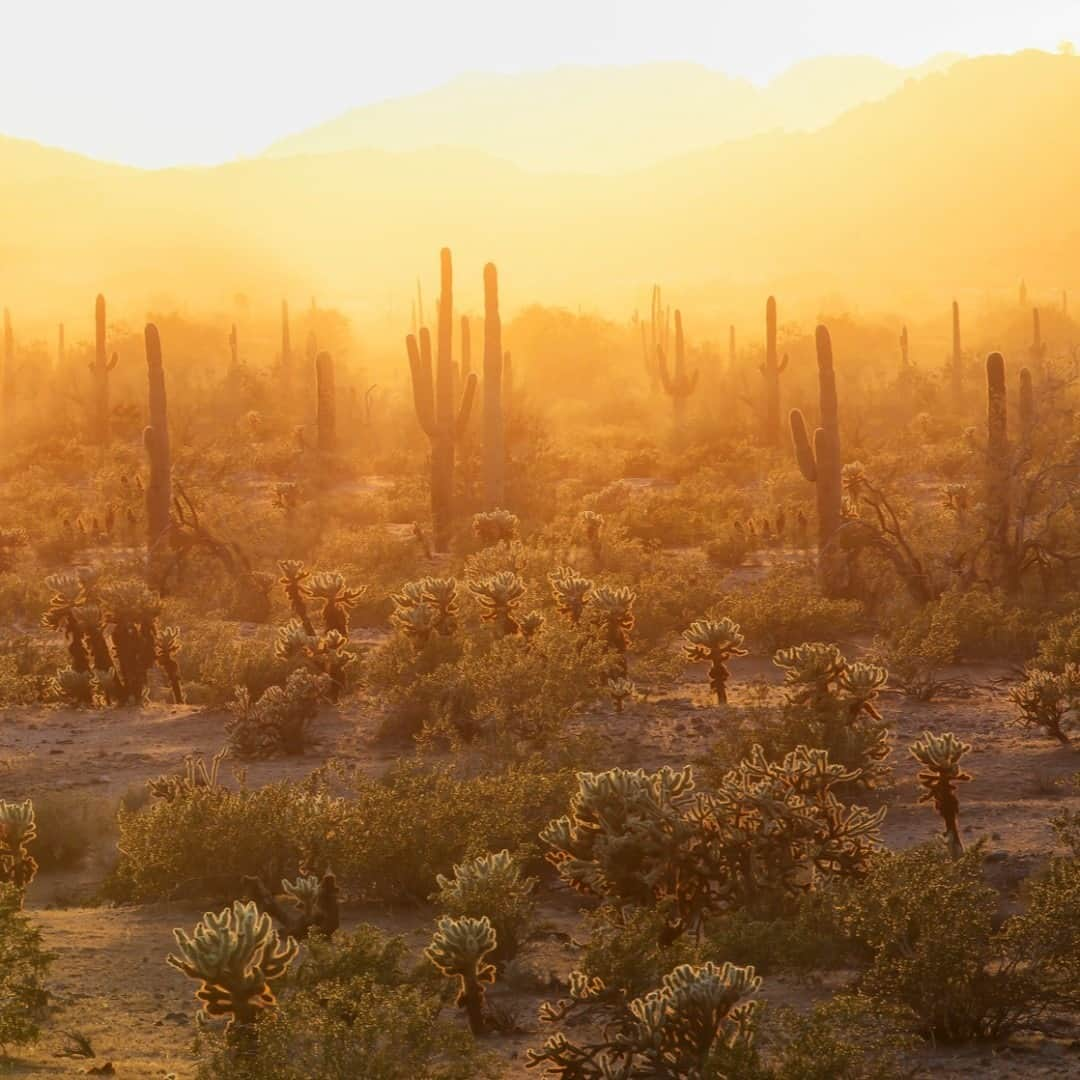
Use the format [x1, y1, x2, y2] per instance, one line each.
[4, 1, 1077, 167]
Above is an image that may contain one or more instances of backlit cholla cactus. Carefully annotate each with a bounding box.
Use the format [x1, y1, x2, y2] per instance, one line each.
[549, 567, 593, 626]
[52, 666, 95, 706]
[773, 642, 847, 709]
[425, 915, 497, 1035]
[244, 872, 340, 941]
[590, 585, 635, 674]
[154, 625, 183, 704]
[278, 559, 314, 634]
[391, 593, 439, 647]
[274, 619, 354, 700]
[473, 508, 519, 547]
[305, 571, 366, 635]
[469, 570, 526, 637]
[838, 661, 888, 722]
[147, 747, 227, 802]
[0, 800, 38, 898]
[528, 961, 762, 1077]
[911, 731, 972, 858]
[682, 617, 747, 704]
[1009, 666, 1079, 746]
[167, 900, 298, 1035]
[607, 677, 635, 713]
[520, 609, 545, 640]
[434, 849, 536, 964]
[581, 510, 604, 563]
[392, 576, 460, 643]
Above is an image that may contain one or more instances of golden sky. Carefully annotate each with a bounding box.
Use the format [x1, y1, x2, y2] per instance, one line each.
[4, 1, 1077, 167]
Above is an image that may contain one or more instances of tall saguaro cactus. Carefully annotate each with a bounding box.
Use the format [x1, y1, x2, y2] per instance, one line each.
[640, 285, 668, 393]
[760, 295, 787, 446]
[657, 310, 699, 429]
[315, 350, 336, 451]
[144, 324, 172, 554]
[406, 248, 477, 552]
[483, 262, 505, 509]
[90, 294, 118, 446]
[2, 307, 14, 416]
[985, 352, 1010, 583]
[280, 300, 292, 382]
[790, 325, 843, 594]
[899, 325, 909, 368]
[728, 325, 736, 372]
[1029, 308, 1046, 371]
[950, 300, 963, 406]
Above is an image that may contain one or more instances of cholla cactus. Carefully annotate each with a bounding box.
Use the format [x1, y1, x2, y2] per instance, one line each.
[273, 620, 354, 699]
[390, 576, 459, 639]
[549, 567, 593, 625]
[839, 661, 888, 721]
[1009, 667, 1079, 746]
[520, 609, 545, 640]
[608, 677, 635, 713]
[434, 850, 536, 964]
[473, 508, 519, 547]
[419, 577, 460, 635]
[591, 585, 635, 673]
[272, 482, 300, 519]
[682, 617, 748, 704]
[529, 961, 761, 1076]
[469, 570, 526, 636]
[51, 666, 95, 706]
[581, 510, 604, 562]
[942, 483, 970, 517]
[98, 579, 165, 705]
[392, 600, 439, 647]
[147, 747, 227, 802]
[305, 571, 366, 635]
[774, 642, 847, 707]
[425, 915, 497, 1034]
[155, 625, 183, 704]
[911, 731, 972, 858]
[277, 559, 313, 634]
[0, 799, 38, 897]
[167, 900, 298, 1034]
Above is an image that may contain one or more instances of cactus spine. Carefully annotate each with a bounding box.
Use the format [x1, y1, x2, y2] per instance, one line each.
[2, 307, 13, 416]
[657, 309, 699, 428]
[90, 294, 118, 446]
[483, 263, 506, 509]
[406, 248, 477, 552]
[315, 350, 336, 451]
[760, 295, 787, 446]
[144, 324, 172, 554]
[790, 325, 843, 595]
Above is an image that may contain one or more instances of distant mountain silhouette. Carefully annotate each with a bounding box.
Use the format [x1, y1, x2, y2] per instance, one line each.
[262, 55, 962, 173]
[0, 51, 1074, 321]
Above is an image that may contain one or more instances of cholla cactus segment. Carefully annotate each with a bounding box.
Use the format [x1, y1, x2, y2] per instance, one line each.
[910, 731, 972, 857]
[167, 900, 298, 1030]
[52, 666, 95, 705]
[101, 579, 161, 625]
[155, 625, 184, 704]
[607, 677, 635, 713]
[274, 618, 315, 664]
[469, 570, 526, 636]
[392, 601, 439, 646]
[549, 567, 593, 625]
[425, 915, 498, 1034]
[520, 609, 545, 639]
[1009, 667, 1079, 745]
[591, 585, 636, 664]
[304, 571, 366, 635]
[839, 661, 888, 720]
[841, 461, 868, 496]
[419, 576, 460, 634]
[281, 874, 321, 918]
[683, 617, 748, 705]
[0, 799, 39, 897]
[473, 508, 519, 546]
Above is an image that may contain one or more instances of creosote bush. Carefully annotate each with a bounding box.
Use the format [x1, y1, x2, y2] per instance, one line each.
[0, 883, 52, 1051]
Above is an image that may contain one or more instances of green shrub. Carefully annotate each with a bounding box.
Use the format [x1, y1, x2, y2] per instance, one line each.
[1033, 607, 1080, 671]
[0, 883, 51, 1052]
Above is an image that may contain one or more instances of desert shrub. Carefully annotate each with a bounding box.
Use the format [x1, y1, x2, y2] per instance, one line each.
[871, 613, 959, 700]
[719, 568, 863, 652]
[926, 586, 1036, 661]
[0, 883, 51, 1051]
[433, 850, 536, 965]
[1033, 607, 1080, 671]
[178, 619, 281, 705]
[1008, 665, 1080, 745]
[840, 844, 1080, 1041]
[196, 976, 495, 1080]
[703, 527, 751, 570]
[29, 791, 116, 873]
[291, 924, 408, 990]
[765, 994, 916, 1080]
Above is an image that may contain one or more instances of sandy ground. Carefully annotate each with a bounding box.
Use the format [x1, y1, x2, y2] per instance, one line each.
[1, 655, 1078, 1078]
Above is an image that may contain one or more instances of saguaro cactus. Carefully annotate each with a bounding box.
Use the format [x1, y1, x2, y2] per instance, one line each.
[2, 307, 14, 416]
[950, 300, 963, 406]
[790, 326, 844, 595]
[899, 325, 909, 368]
[760, 295, 787, 446]
[483, 262, 505, 509]
[406, 248, 477, 552]
[1019, 366, 1034, 448]
[280, 300, 292, 381]
[315, 350, 336, 451]
[1029, 308, 1046, 371]
[229, 323, 238, 371]
[657, 310, 699, 428]
[144, 324, 172, 553]
[640, 285, 668, 393]
[90, 294, 118, 446]
[985, 352, 1010, 582]
[728, 324, 736, 372]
